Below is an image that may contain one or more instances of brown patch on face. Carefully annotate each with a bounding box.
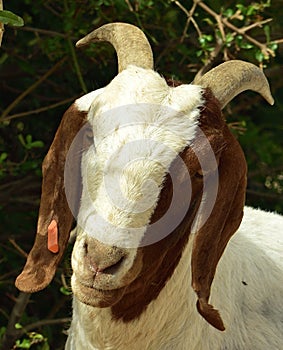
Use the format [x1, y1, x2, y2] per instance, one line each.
[111, 184, 202, 322]
[15, 104, 88, 293]
[111, 89, 247, 331]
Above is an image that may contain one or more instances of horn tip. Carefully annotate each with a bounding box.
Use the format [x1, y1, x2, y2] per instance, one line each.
[268, 96, 275, 106]
[263, 91, 274, 105]
[76, 39, 86, 48]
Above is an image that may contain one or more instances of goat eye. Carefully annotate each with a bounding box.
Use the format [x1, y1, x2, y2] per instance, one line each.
[195, 170, 203, 179]
[85, 128, 93, 141]
[84, 127, 94, 146]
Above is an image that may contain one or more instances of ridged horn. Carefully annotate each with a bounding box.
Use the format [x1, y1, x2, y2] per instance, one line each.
[194, 60, 274, 109]
[76, 22, 154, 73]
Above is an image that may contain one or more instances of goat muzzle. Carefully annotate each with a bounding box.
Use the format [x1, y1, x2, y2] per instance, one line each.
[83, 238, 127, 275]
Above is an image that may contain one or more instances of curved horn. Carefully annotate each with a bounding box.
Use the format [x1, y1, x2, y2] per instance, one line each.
[76, 22, 154, 73]
[194, 60, 274, 109]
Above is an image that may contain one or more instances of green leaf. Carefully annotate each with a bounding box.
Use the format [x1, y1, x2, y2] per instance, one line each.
[15, 322, 23, 329]
[29, 332, 44, 340]
[202, 17, 214, 26]
[0, 152, 7, 163]
[60, 286, 72, 296]
[26, 134, 32, 145]
[30, 141, 44, 148]
[15, 338, 31, 349]
[255, 50, 264, 62]
[0, 10, 24, 27]
[264, 25, 270, 43]
[225, 32, 234, 45]
[237, 36, 254, 49]
[41, 342, 50, 350]
[18, 134, 26, 147]
[0, 326, 6, 338]
[196, 50, 203, 57]
[268, 42, 278, 52]
[247, 5, 256, 16]
[0, 53, 9, 65]
[236, 4, 246, 14]
[223, 8, 234, 18]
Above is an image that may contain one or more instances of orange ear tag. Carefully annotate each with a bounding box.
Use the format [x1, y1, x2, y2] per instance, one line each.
[48, 219, 59, 253]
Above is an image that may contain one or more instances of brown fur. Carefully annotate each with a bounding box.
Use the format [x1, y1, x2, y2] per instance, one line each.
[110, 90, 246, 330]
[15, 89, 247, 331]
[15, 105, 88, 292]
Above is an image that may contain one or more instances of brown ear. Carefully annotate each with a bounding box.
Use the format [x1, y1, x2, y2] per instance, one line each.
[191, 122, 246, 330]
[15, 104, 87, 293]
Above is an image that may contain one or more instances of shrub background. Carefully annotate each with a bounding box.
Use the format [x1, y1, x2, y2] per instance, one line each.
[0, 1, 282, 348]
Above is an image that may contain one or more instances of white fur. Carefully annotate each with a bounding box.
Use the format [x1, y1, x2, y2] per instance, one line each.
[66, 66, 282, 349]
[66, 207, 283, 349]
[76, 66, 204, 248]
[75, 89, 105, 112]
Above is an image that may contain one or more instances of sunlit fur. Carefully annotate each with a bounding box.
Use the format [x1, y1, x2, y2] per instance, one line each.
[66, 207, 283, 349]
[76, 66, 204, 247]
[66, 66, 283, 349]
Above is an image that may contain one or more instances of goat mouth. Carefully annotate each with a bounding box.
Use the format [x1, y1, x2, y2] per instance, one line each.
[72, 276, 126, 307]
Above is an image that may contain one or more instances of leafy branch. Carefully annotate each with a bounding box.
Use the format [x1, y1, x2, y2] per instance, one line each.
[0, 0, 24, 47]
[171, 0, 283, 75]
[0, 57, 67, 121]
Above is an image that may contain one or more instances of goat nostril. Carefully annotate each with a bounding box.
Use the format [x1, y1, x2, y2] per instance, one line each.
[83, 242, 88, 255]
[102, 256, 125, 275]
[86, 256, 125, 275]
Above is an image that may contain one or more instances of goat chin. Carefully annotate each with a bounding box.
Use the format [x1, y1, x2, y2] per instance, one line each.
[71, 275, 126, 308]
[65, 207, 283, 350]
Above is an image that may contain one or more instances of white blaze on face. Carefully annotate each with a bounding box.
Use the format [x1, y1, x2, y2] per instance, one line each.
[75, 66, 204, 248]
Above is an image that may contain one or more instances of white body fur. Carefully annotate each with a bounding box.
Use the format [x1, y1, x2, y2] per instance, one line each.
[66, 207, 283, 349]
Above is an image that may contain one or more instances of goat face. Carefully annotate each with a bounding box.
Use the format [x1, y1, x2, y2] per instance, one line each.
[69, 65, 206, 308]
[16, 23, 273, 330]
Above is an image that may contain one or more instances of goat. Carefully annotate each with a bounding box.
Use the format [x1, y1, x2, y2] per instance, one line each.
[16, 23, 283, 349]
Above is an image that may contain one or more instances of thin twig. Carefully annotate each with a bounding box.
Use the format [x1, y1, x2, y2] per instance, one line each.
[61, 273, 70, 290]
[2, 96, 78, 122]
[272, 38, 283, 44]
[0, 292, 31, 350]
[21, 318, 71, 334]
[0, 0, 4, 47]
[190, 16, 202, 37]
[0, 57, 67, 121]
[246, 189, 282, 199]
[172, 0, 199, 41]
[8, 239, 28, 258]
[67, 37, 88, 93]
[172, 0, 190, 16]
[240, 18, 273, 33]
[0, 269, 20, 281]
[43, 3, 61, 18]
[124, 0, 134, 12]
[197, 1, 275, 58]
[18, 26, 76, 40]
[63, 0, 87, 93]
[0, 174, 40, 191]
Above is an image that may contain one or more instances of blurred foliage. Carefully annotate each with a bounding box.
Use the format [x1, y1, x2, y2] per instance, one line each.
[0, 0, 282, 348]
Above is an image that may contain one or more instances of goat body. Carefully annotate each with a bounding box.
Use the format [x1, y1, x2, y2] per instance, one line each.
[66, 207, 283, 350]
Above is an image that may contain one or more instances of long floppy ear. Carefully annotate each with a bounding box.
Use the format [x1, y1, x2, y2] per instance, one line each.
[15, 104, 87, 292]
[15, 22, 155, 293]
[190, 61, 273, 330]
[191, 123, 246, 331]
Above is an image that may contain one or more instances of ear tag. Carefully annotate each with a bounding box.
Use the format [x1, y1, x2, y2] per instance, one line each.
[48, 219, 59, 253]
